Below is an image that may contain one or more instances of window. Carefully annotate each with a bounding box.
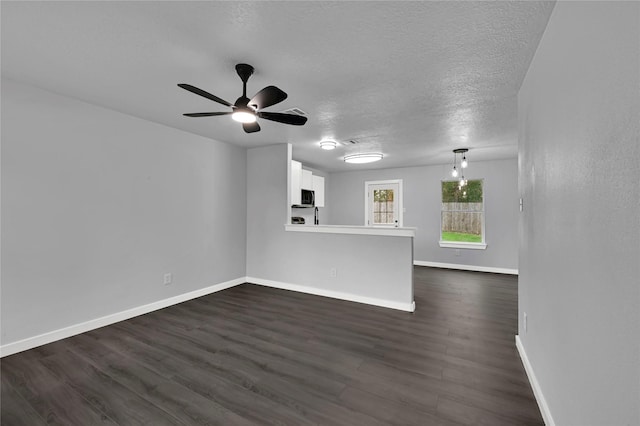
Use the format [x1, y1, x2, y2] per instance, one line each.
[365, 180, 403, 227]
[373, 189, 394, 224]
[439, 179, 486, 249]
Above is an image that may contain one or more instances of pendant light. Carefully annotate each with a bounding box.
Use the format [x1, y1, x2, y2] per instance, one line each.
[451, 151, 458, 177]
[452, 148, 469, 185]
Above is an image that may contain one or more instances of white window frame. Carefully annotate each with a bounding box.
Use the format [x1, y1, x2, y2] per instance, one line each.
[364, 179, 403, 227]
[439, 179, 487, 250]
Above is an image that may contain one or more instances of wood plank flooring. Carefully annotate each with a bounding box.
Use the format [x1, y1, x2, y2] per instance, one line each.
[1, 267, 544, 425]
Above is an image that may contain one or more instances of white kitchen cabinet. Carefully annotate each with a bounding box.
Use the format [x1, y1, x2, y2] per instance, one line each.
[301, 169, 313, 190]
[290, 160, 302, 205]
[312, 175, 325, 207]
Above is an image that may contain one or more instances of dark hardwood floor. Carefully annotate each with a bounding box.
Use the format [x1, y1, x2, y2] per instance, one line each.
[1, 267, 543, 425]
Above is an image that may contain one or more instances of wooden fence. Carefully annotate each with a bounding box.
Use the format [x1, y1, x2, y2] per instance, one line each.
[441, 203, 483, 235]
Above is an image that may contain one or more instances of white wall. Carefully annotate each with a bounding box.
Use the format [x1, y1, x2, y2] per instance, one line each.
[327, 159, 519, 271]
[1, 79, 247, 345]
[246, 144, 414, 309]
[518, 2, 639, 425]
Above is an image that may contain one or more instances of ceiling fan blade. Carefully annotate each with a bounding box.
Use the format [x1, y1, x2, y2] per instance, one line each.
[183, 112, 233, 117]
[178, 84, 232, 107]
[243, 122, 261, 133]
[258, 112, 308, 126]
[248, 86, 287, 110]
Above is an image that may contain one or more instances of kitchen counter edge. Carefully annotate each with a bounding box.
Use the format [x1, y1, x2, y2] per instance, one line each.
[284, 224, 416, 237]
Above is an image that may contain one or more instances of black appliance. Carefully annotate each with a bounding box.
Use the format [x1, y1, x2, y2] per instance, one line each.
[293, 189, 315, 208]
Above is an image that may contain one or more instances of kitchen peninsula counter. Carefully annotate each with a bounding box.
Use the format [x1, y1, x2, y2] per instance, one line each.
[285, 224, 416, 238]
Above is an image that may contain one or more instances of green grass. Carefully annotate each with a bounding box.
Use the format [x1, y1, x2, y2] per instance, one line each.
[441, 232, 482, 243]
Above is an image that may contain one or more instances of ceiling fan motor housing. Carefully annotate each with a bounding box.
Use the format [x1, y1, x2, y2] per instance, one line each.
[234, 96, 252, 109]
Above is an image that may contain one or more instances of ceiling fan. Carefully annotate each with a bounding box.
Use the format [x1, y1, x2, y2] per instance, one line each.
[178, 63, 307, 133]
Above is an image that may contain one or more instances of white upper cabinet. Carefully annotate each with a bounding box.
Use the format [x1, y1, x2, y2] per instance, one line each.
[290, 160, 302, 205]
[301, 169, 313, 190]
[290, 159, 326, 207]
[313, 175, 325, 207]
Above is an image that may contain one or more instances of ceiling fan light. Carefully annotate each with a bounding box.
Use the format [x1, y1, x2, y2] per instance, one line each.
[231, 110, 256, 123]
[344, 153, 383, 164]
[320, 141, 337, 150]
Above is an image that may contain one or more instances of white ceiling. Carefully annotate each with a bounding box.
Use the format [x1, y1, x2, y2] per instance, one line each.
[1, 1, 555, 172]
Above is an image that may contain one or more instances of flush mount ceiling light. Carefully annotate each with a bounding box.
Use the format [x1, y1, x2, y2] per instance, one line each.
[451, 148, 469, 185]
[344, 153, 383, 164]
[320, 140, 337, 150]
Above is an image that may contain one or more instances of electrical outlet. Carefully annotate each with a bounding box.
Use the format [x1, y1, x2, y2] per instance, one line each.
[163, 273, 172, 285]
[329, 267, 337, 278]
[524, 312, 528, 333]
[455, 249, 461, 256]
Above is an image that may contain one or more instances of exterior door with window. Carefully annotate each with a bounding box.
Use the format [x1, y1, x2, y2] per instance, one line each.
[365, 180, 403, 227]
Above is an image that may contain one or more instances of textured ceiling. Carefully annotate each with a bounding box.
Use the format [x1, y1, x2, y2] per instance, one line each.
[1, 1, 555, 172]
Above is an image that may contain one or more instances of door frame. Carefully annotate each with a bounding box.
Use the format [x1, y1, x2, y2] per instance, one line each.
[364, 179, 404, 227]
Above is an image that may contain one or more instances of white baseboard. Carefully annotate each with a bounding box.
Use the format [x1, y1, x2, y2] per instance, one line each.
[516, 335, 555, 426]
[1, 274, 418, 358]
[414, 260, 518, 275]
[246, 276, 416, 312]
[0, 277, 246, 358]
